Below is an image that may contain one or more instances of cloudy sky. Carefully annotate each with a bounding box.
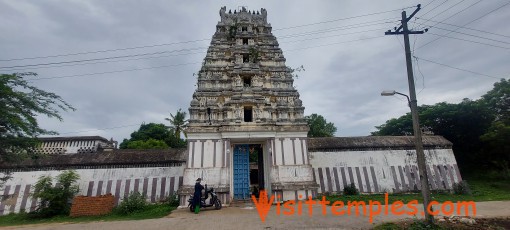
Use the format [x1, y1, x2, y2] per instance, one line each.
[1, 0, 508, 142]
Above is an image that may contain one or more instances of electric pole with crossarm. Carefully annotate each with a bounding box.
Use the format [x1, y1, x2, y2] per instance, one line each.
[384, 4, 434, 224]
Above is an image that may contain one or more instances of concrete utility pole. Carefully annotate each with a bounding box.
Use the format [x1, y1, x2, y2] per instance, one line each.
[385, 5, 434, 224]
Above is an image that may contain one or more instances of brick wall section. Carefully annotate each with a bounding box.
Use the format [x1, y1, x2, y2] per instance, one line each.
[70, 194, 115, 217]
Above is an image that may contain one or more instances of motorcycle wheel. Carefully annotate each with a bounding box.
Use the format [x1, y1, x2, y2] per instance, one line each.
[214, 199, 222, 210]
[189, 204, 194, 212]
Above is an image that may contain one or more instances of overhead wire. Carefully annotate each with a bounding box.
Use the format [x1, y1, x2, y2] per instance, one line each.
[414, 56, 427, 95]
[420, 0, 449, 18]
[413, 56, 505, 79]
[422, 0, 469, 23]
[416, 18, 510, 39]
[24, 32, 507, 81]
[2, 18, 397, 71]
[282, 27, 388, 44]
[28, 62, 201, 81]
[427, 32, 510, 50]
[423, 0, 439, 8]
[417, 0, 482, 30]
[417, 1, 510, 49]
[276, 18, 396, 39]
[0, 39, 211, 62]
[4, 50, 207, 72]
[27, 35, 387, 81]
[1, 3, 503, 84]
[0, 47, 207, 70]
[0, 6, 413, 62]
[415, 24, 510, 45]
[285, 35, 384, 52]
[273, 7, 413, 31]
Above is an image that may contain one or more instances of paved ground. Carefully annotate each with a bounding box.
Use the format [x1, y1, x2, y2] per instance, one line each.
[2, 201, 510, 230]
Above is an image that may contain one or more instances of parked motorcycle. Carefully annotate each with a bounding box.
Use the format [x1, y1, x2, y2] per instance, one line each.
[188, 184, 222, 212]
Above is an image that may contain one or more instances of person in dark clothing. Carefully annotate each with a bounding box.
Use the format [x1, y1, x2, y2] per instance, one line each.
[193, 178, 204, 214]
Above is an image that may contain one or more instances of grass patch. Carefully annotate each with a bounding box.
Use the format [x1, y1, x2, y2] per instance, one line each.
[0, 203, 175, 227]
[324, 178, 510, 204]
[373, 222, 401, 230]
[374, 220, 444, 230]
[374, 217, 510, 230]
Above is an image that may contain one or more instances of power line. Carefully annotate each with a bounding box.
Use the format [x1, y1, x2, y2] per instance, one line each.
[418, 0, 482, 30]
[281, 27, 386, 44]
[7, 31, 386, 73]
[27, 35, 385, 81]
[417, 1, 510, 49]
[273, 7, 411, 31]
[0, 39, 211, 62]
[420, 0, 448, 18]
[5, 50, 207, 72]
[416, 17, 510, 39]
[423, 0, 439, 9]
[277, 18, 396, 38]
[427, 32, 510, 50]
[0, 47, 206, 70]
[423, 0, 469, 23]
[5, 26, 388, 72]
[2, 19, 394, 70]
[414, 56, 426, 95]
[417, 24, 510, 45]
[28, 62, 201, 81]
[285, 35, 383, 52]
[0, 7, 412, 62]
[414, 56, 505, 79]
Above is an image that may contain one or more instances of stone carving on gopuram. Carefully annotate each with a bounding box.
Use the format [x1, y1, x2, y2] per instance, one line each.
[178, 7, 318, 206]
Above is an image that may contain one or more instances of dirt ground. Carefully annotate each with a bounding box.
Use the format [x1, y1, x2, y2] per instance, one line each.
[2, 201, 510, 230]
[394, 217, 510, 229]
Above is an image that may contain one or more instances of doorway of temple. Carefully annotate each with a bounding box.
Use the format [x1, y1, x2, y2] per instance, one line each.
[233, 144, 264, 199]
[248, 144, 264, 198]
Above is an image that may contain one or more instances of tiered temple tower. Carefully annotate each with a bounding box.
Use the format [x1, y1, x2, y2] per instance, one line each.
[178, 7, 318, 206]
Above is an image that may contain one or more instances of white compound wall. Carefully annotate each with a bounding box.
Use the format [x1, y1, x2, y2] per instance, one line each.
[309, 148, 462, 194]
[0, 164, 184, 215]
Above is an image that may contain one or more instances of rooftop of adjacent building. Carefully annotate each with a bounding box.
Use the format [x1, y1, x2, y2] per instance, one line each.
[0, 148, 187, 171]
[1, 135, 452, 171]
[307, 135, 452, 151]
[34, 135, 119, 155]
[38, 135, 111, 142]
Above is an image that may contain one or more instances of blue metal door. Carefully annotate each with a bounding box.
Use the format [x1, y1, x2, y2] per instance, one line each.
[233, 144, 250, 199]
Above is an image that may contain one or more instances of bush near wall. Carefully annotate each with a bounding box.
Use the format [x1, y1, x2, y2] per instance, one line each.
[70, 194, 115, 217]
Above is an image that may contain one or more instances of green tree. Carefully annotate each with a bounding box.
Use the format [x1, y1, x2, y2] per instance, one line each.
[372, 100, 493, 171]
[120, 122, 186, 149]
[165, 134, 187, 148]
[480, 120, 510, 176]
[1, 73, 74, 187]
[479, 79, 510, 176]
[372, 113, 413, 136]
[120, 123, 170, 149]
[32, 170, 80, 217]
[126, 139, 169, 149]
[305, 114, 337, 137]
[372, 79, 509, 173]
[130, 123, 170, 141]
[165, 108, 188, 139]
[481, 79, 509, 122]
